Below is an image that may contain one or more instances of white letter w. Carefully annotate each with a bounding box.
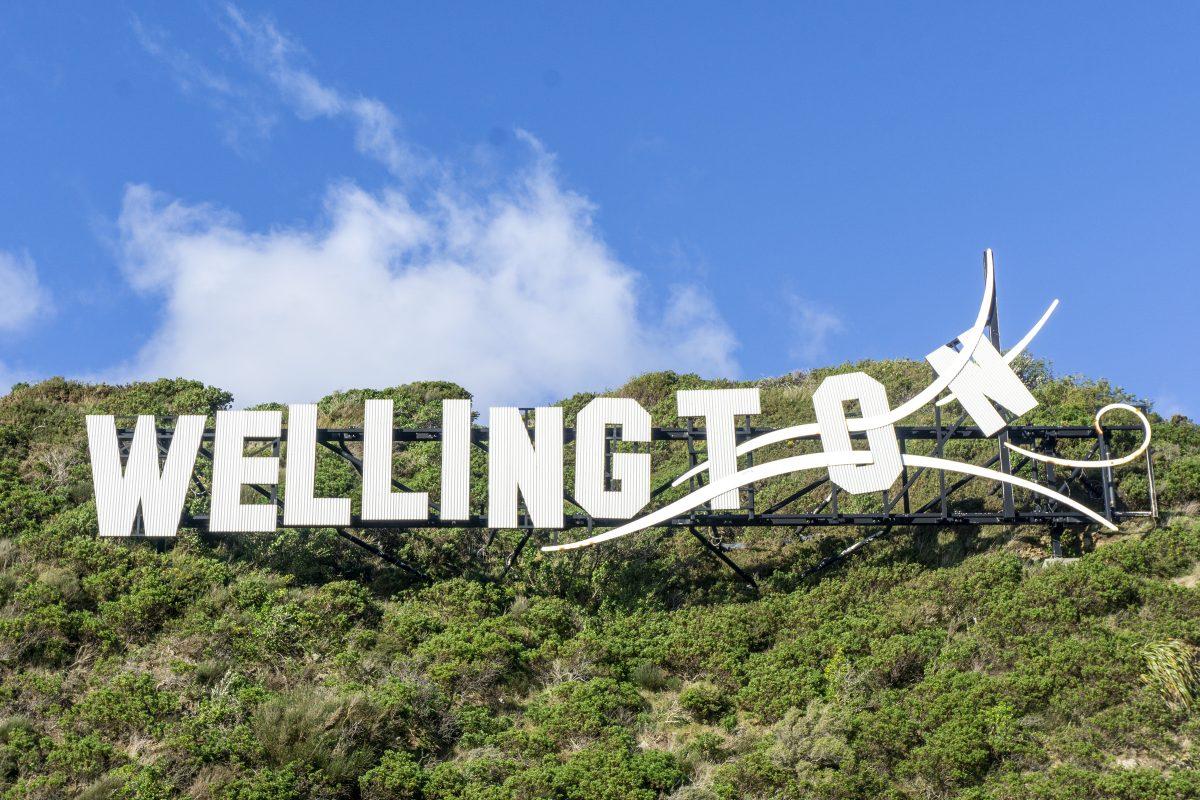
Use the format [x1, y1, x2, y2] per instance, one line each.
[86, 415, 205, 537]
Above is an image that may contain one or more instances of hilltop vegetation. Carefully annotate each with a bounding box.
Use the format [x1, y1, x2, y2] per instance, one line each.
[1, 361, 1199, 799]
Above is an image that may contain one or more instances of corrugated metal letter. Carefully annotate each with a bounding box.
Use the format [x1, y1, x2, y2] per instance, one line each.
[282, 404, 351, 527]
[210, 410, 282, 532]
[813, 373, 902, 494]
[86, 414, 205, 537]
[488, 406, 564, 528]
[676, 388, 760, 509]
[575, 398, 651, 519]
[440, 399, 472, 521]
[926, 337, 1037, 436]
[362, 399, 429, 522]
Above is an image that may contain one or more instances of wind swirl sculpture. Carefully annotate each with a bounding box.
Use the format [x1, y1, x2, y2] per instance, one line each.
[542, 250, 1151, 553]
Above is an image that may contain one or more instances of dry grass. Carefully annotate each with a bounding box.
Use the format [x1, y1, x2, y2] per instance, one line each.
[1142, 639, 1200, 712]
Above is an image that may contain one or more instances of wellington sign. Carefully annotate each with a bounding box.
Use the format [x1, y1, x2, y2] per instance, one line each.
[86, 251, 1151, 553]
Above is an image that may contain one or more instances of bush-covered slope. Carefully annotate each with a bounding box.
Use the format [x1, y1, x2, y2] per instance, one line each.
[0, 363, 1199, 799]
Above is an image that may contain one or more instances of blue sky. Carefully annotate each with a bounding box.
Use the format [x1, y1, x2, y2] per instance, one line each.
[0, 3, 1196, 415]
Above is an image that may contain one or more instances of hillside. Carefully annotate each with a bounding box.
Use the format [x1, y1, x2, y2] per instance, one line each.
[1, 361, 1199, 799]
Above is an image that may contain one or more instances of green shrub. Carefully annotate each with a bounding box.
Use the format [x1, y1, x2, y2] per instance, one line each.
[679, 682, 730, 723]
[770, 700, 854, 776]
[1160, 456, 1200, 508]
[308, 579, 382, 628]
[215, 766, 302, 800]
[0, 371, 1198, 798]
[527, 678, 646, 743]
[44, 733, 118, 784]
[504, 731, 682, 800]
[171, 692, 261, 766]
[454, 705, 513, 749]
[360, 750, 426, 800]
[630, 661, 675, 692]
[70, 672, 178, 738]
[710, 743, 793, 800]
[681, 731, 727, 762]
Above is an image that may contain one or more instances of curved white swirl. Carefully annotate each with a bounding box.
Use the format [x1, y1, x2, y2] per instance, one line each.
[540, 450, 874, 552]
[671, 252, 997, 489]
[935, 297, 1059, 407]
[543, 445, 1118, 553]
[1004, 403, 1151, 469]
[899, 454, 1118, 531]
[1003, 298, 1060, 364]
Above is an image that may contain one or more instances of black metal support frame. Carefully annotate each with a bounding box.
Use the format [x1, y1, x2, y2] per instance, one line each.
[127, 415, 1155, 586]
[118, 259, 1157, 586]
[138, 421, 1153, 528]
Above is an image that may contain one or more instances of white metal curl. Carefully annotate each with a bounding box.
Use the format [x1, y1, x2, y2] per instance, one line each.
[899, 454, 1118, 531]
[1004, 403, 1151, 469]
[540, 450, 873, 552]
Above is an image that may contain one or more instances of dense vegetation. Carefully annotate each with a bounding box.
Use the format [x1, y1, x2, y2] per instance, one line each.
[1, 359, 1199, 799]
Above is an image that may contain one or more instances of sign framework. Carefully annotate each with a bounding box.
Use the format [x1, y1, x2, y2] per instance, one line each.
[88, 252, 1159, 584]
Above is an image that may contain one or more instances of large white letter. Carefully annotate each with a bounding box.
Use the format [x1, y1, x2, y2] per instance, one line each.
[813, 373, 902, 494]
[676, 388, 760, 509]
[210, 410, 282, 533]
[86, 414, 205, 537]
[362, 399, 429, 522]
[282, 404, 350, 527]
[575, 398, 651, 520]
[440, 399, 472, 521]
[488, 407, 564, 528]
[926, 337, 1037, 436]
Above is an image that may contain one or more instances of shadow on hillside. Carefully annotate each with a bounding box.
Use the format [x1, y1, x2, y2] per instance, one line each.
[180, 517, 1110, 613]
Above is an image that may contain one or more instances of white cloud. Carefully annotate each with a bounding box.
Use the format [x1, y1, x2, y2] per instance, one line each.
[786, 294, 842, 366]
[0, 249, 50, 332]
[115, 153, 736, 407]
[220, 5, 426, 177]
[135, 6, 423, 170]
[117, 7, 737, 407]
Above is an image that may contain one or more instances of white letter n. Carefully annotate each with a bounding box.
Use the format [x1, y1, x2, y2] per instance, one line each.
[926, 337, 1037, 436]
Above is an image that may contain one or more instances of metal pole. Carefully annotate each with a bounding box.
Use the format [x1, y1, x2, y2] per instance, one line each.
[936, 404, 948, 519]
[743, 414, 756, 517]
[1146, 445, 1159, 520]
[1098, 430, 1115, 521]
[688, 526, 758, 592]
[985, 250, 1016, 519]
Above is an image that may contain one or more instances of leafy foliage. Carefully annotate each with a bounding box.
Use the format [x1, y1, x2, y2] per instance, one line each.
[0, 365, 1197, 798]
